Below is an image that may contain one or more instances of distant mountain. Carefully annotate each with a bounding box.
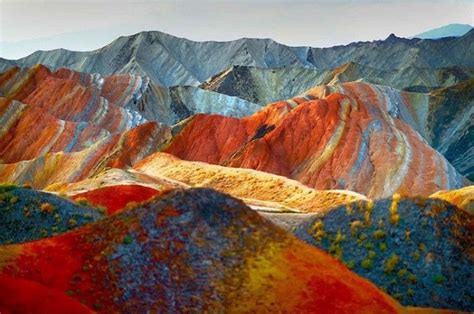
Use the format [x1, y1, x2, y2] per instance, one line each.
[1, 29, 473, 87]
[413, 24, 473, 39]
[201, 63, 474, 104]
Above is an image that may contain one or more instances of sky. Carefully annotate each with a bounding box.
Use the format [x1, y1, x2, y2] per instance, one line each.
[0, 0, 473, 59]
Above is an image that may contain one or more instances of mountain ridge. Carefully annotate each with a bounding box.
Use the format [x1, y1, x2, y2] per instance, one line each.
[1, 29, 473, 87]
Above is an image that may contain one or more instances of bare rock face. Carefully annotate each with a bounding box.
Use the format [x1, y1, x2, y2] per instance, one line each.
[0, 122, 171, 189]
[165, 82, 466, 198]
[1, 29, 473, 87]
[200, 63, 474, 105]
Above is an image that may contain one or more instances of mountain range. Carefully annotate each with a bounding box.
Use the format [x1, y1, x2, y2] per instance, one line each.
[0, 26, 473, 312]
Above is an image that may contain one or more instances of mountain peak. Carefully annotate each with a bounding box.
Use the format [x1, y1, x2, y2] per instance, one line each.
[413, 23, 473, 39]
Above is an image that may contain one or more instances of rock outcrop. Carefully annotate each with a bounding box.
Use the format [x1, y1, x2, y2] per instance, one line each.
[165, 82, 466, 198]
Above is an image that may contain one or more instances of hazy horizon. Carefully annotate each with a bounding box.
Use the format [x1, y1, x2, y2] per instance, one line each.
[1, 0, 473, 59]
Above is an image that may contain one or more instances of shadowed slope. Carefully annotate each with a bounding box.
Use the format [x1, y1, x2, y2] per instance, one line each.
[0, 184, 102, 244]
[0, 188, 406, 313]
[263, 194, 473, 310]
[201, 63, 474, 104]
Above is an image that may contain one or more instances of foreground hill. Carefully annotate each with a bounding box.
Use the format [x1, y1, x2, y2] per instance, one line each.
[165, 82, 466, 198]
[0, 184, 102, 244]
[1, 29, 473, 87]
[0, 188, 406, 313]
[263, 193, 473, 310]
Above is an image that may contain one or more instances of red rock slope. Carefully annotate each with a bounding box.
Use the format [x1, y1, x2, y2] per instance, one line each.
[165, 82, 465, 198]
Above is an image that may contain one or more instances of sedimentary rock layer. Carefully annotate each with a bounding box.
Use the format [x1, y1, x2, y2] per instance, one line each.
[0, 122, 170, 188]
[165, 82, 466, 198]
[201, 63, 474, 104]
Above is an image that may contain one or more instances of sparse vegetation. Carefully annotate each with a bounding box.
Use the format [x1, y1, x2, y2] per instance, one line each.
[309, 220, 326, 241]
[389, 194, 401, 225]
[432, 274, 446, 284]
[361, 258, 373, 269]
[40, 202, 55, 214]
[373, 229, 386, 239]
[383, 254, 400, 273]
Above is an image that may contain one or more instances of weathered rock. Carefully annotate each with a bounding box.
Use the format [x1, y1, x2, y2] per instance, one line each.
[1, 29, 473, 86]
[165, 82, 466, 198]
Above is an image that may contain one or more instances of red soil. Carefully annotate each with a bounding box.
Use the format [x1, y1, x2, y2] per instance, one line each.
[0, 275, 93, 314]
[71, 184, 160, 215]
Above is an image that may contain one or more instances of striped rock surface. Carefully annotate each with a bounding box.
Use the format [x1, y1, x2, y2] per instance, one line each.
[0, 65, 147, 133]
[165, 82, 466, 198]
[0, 122, 170, 189]
[200, 63, 474, 105]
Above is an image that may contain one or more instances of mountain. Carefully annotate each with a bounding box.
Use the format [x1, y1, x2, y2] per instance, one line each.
[1, 29, 473, 87]
[0, 188, 406, 313]
[263, 191, 473, 310]
[0, 28, 472, 312]
[164, 82, 467, 198]
[201, 63, 474, 104]
[0, 65, 261, 126]
[413, 24, 473, 39]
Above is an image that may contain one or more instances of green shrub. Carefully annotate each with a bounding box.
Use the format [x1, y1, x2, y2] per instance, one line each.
[68, 218, 77, 227]
[407, 273, 417, 284]
[75, 197, 91, 207]
[122, 235, 133, 245]
[345, 260, 355, 269]
[398, 268, 407, 277]
[373, 229, 386, 239]
[361, 258, 373, 269]
[432, 274, 446, 284]
[384, 254, 400, 273]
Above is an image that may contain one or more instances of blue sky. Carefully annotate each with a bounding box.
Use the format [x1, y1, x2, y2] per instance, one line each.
[0, 0, 472, 59]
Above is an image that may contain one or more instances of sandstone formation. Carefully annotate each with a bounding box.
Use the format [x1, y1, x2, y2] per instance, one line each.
[165, 82, 466, 198]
